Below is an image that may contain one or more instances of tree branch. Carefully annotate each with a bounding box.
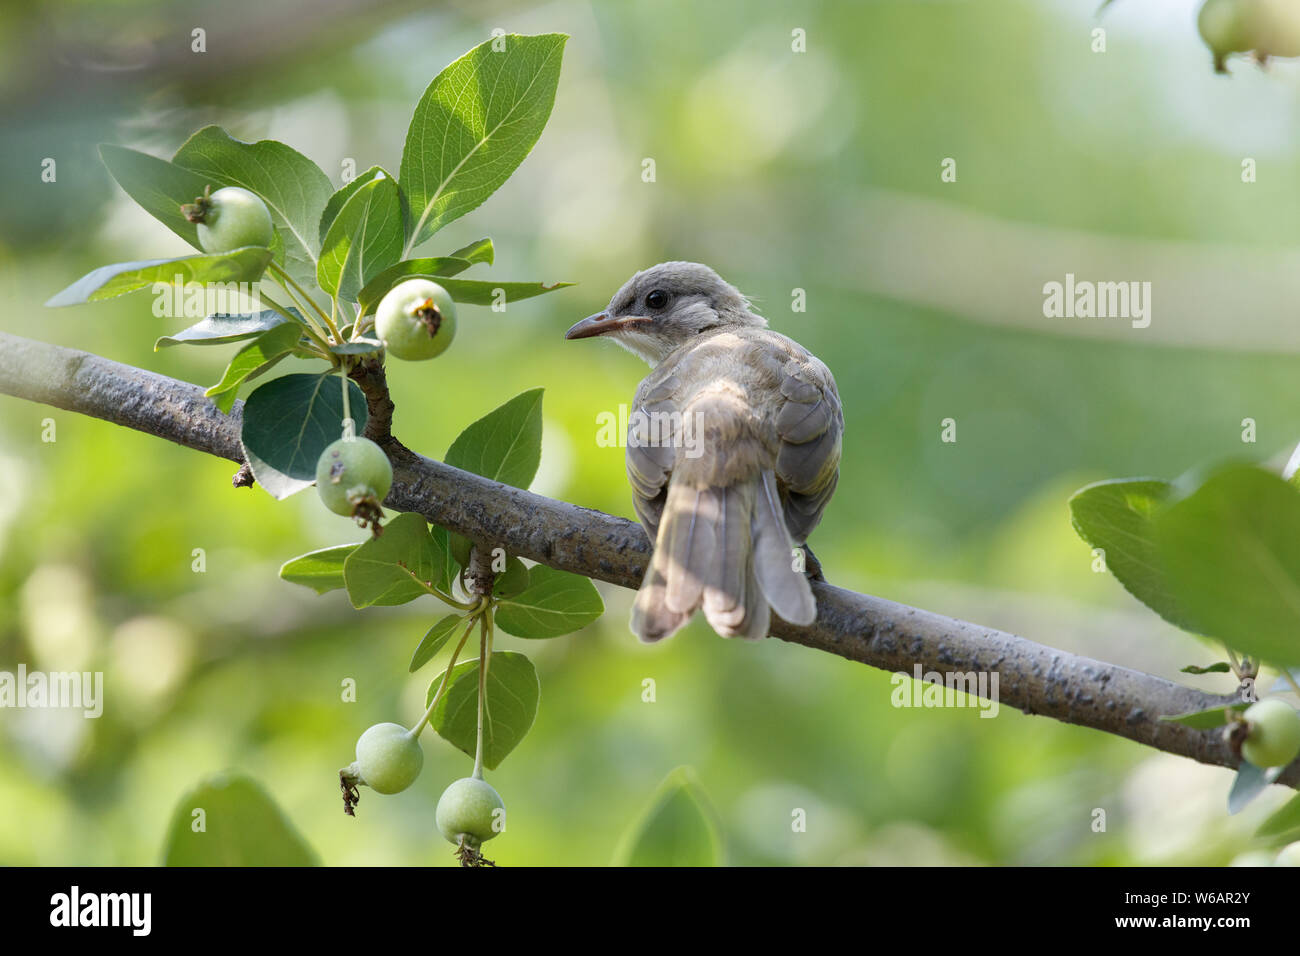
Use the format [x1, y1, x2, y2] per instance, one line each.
[1, 331, 1289, 787]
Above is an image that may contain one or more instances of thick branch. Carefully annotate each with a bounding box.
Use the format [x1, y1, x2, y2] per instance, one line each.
[1, 331, 1289, 787]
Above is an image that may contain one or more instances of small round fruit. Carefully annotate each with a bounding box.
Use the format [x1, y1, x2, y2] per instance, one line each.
[375, 279, 457, 361]
[1275, 842, 1300, 866]
[436, 776, 505, 846]
[1246, 0, 1300, 59]
[1241, 699, 1300, 768]
[315, 436, 392, 518]
[355, 723, 423, 794]
[1199, 0, 1253, 71]
[190, 186, 274, 253]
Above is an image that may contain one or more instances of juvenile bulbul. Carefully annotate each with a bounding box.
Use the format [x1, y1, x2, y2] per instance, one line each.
[566, 262, 842, 642]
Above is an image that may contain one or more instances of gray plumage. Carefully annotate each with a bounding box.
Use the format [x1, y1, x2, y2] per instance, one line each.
[566, 262, 842, 642]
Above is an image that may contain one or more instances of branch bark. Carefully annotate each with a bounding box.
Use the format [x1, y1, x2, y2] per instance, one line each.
[1, 330, 1289, 787]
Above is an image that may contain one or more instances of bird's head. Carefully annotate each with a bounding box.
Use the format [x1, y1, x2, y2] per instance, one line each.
[565, 261, 766, 365]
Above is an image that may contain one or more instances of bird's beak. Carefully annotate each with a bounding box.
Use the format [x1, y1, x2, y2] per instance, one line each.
[565, 312, 648, 340]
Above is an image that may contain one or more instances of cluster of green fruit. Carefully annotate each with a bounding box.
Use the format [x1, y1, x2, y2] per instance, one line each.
[183, 187, 500, 857]
[1198, 0, 1300, 72]
[345, 723, 505, 854]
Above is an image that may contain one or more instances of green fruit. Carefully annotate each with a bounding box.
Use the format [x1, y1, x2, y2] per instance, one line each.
[436, 776, 505, 846]
[375, 279, 457, 361]
[1241, 699, 1300, 768]
[1245, 0, 1300, 58]
[355, 722, 423, 794]
[315, 436, 392, 518]
[188, 186, 274, 253]
[1276, 842, 1300, 866]
[1199, 0, 1253, 71]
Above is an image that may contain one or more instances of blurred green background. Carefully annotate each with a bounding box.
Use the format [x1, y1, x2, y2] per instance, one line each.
[1, 0, 1298, 865]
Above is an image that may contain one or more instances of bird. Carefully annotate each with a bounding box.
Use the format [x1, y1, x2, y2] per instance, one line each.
[565, 262, 842, 642]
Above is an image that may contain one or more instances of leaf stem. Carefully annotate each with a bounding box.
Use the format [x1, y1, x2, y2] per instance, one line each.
[1225, 645, 1243, 680]
[260, 292, 332, 357]
[429, 584, 477, 611]
[270, 262, 341, 340]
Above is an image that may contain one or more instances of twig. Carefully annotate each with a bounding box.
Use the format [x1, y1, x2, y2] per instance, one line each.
[0, 330, 1290, 788]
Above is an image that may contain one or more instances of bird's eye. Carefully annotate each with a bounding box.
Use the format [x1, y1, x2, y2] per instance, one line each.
[645, 289, 669, 310]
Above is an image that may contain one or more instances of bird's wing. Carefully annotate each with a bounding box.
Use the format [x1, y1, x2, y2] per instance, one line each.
[769, 343, 843, 545]
[626, 370, 681, 538]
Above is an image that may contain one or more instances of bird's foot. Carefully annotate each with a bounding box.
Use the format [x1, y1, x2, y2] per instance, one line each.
[802, 545, 826, 582]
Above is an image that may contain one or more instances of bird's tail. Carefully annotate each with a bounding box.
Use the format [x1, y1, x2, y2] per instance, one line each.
[630, 468, 816, 642]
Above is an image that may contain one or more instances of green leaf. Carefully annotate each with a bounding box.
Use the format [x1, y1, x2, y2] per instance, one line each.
[613, 767, 722, 867]
[423, 277, 573, 308]
[1259, 792, 1300, 839]
[428, 651, 540, 770]
[317, 171, 404, 302]
[278, 544, 359, 594]
[1156, 465, 1300, 668]
[342, 512, 452, 608]
[240, 373, 368, 499]
[495, 564, 604, 639]
[449, 531, 472, 570]
[1229, 759, 1283, 815]
[328, 338, 384, 357]
[174, 126, 332, 283]
[492, 556, 529, 598]
[99, 143, 214, 249]
[448, 237, 494, 266]
[318, 166, 387, 246]
[361, 276, 575, 315]
[410, 613, 465, 673]
[205, 322, 303, 414]
[1180, 662, 1233, 675]
[428, 524, 459, 598]
[355, 256, 474, 315]
[154, 309, 293, 349]
[400, 33, 566, 249]
[444, 387, 543, 489]
[46, 248, 272, 306]
[1159, 701, 1248, 729]
[161, 773, 318, 866]
[1068, 478, 1194, 631]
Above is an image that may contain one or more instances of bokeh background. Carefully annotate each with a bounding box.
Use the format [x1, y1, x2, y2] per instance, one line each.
[2, 0, 1299, 865]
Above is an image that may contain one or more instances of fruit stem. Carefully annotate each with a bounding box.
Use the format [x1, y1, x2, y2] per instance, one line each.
[1284, 670, 1300, 700]
[339, 368, 353, 440]
[411, 610, 479, 736]
[473, 611, 489, 780]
